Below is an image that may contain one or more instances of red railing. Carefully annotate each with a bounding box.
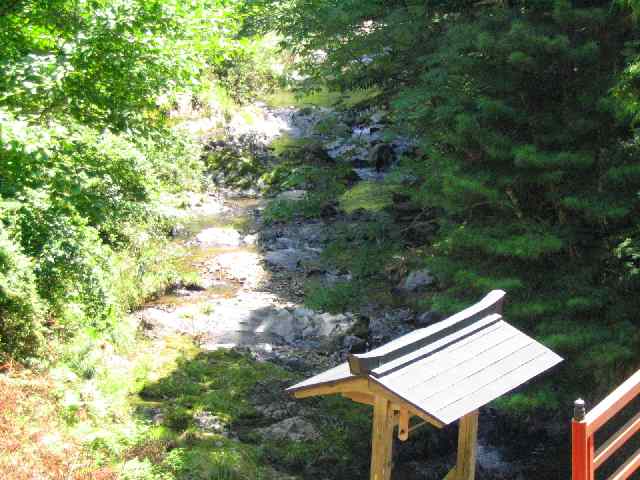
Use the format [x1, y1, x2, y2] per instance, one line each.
[572, 369, 640, 480]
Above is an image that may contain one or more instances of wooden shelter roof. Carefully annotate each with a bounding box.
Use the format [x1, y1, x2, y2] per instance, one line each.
[286, 290, 562, 425]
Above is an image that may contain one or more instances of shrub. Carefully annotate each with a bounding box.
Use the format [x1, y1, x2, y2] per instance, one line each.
[0, 109, 203, 351]
[6, 192, 115, 333]
[0, 225, 44, 362]
[304, 279, 360, 313]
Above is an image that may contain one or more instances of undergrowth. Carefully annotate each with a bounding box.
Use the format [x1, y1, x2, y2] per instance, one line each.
[33, 330, 372, 480]
[0, 366, 113, 479]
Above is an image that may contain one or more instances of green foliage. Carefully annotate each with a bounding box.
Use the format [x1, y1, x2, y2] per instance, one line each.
[261, 162, 351, 224]
[139, 348, 289, 422]
[263, 88, 342, 108]
[210, 34, 285, 103]
[0, 109, 204, 350]
[204, 146, 264, 190]
[0, 225, 44, 362]
[161, 445, 260, 480]
[273, 0, 640, 414]
[397, 3, 640, 406]
[304, 279, 360, 313]
[0, 0, 182, 132]
[340, 181, 399, 214]
[0, 0, 216, 362]
[143, 129, 205, 193]
[262, 197, 323, 224]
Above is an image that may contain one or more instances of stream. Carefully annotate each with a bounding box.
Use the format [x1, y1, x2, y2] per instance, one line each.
[135, 100, 566, 480]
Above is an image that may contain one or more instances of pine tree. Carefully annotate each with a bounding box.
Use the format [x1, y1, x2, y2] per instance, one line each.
[273, 0, 640, 409]
[394, 1, 640, 406]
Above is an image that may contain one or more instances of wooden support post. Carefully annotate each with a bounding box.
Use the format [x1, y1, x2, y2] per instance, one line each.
[371, 396, 395, 480]
[398, 408, 410, 441]
[455, 410, 479, 480]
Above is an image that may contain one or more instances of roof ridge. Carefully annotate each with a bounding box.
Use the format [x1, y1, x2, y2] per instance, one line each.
[348, 290, 506, 375]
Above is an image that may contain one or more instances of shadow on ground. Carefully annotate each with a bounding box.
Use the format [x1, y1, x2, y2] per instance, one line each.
[128, 342, 374, 480]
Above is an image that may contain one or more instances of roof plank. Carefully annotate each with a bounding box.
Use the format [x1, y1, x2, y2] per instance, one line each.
[434, 351, 562, 423]
[379, 320, 519, 391]
[370, 314, 505, 377]
[348, 290, 506, 374]
[411, 341, 545, 411]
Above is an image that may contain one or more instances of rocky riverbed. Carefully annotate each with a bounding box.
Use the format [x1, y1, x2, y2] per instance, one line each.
[134, 99, 564, 480]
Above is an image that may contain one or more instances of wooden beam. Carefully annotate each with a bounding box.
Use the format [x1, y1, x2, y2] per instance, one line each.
[292, 378, 369, 399]
[343, 392, 375, 406]
[398, 408, 410, 441]
[455, 410, 479, 480]
[371, 396, 395, 480]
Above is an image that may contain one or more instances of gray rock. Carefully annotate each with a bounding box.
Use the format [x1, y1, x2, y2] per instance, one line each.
[275, 237, 297, 250]
[255, 401, 298, 421]
[195, 227, 242, 247]
[325, 139, 344, 151]
[243, 233, 258, 245]
[170, 223, 187, 238]
[153, 412, 165, 425]
[370, 110, 387, 124]
[368, 309, 413, 344]
[298, 224, 326, 244]
[476, 443, 514, 477]
[257, 416, 320, 442]
[401, 269, 435, 291]
[260, 309, 298, 343]
[327, 142, 368, 162]
[313, 312, 356, 338]
[264, 249, 312, 271]
[194, 411, 228, 435]
[138, 406, 164, 425]
[353, 167, 385, 181]
[276, 190, 307, 202]
[292, 307, 315, 320]
[261, 308, 356, 344]
[292, 309, 356, 340]
[416, 311, 442, 328]
[352, 125, 383, 143]
[324, 272, 353, 285]
[342, 335, 366, 353]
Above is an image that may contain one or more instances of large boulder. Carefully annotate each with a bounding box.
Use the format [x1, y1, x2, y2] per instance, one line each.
[261, 308, 356, 343]
[292, 308, 356, 339]
[401, 269, 435, 292]
[257, 417, 320, 442]
[264, 248, 319, 271]
[194, 411, 228, 435]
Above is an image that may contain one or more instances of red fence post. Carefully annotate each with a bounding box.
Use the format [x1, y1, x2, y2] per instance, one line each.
[572, 399, 594, 480]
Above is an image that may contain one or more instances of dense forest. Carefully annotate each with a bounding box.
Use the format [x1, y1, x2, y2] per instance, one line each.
[2, 0, 640, 478]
